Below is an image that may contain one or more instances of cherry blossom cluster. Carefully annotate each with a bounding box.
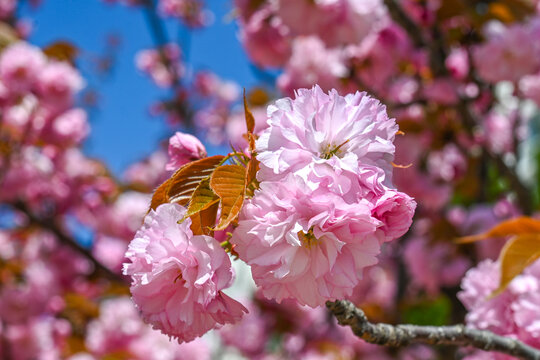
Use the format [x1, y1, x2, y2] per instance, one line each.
[103, 0, 210, 28]
[459, 259, 540, 359]
[4, 0, 540, 358]
[123, 85, 416, 342]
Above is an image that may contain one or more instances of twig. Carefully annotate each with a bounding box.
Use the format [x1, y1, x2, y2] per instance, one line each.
[327, 300, 540, 360]
[11, 201, 127, 284]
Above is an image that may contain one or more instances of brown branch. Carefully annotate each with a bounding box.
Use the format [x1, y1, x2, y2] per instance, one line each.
[383, 0, 534, 214]
[141, 0, 193, 128]
[383, 0, 425, 47]
[327, 300, 540, 360]
[455, 100, 534, 214]
[11, 201, 127, 284]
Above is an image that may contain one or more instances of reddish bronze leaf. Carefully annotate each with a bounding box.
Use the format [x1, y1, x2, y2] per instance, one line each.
[167, 155, 225, 206]
[244, 90, 255, 134]
[43, 40, 79, 63]
[493, 234, 540, 295]
[210, 164, 246, 230]
[149, 155, 224, 211]
[149, 177, 172, 211]
[183, 178, 219, 221]
[190, 201, 219, 236]
[456, 216, 540, 243]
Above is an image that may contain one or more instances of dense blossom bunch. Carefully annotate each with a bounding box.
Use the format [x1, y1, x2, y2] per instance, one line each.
[123, 203, 247, 342]
[5, 0, 540, 358]
[458, 259, 540, 359]
[158, 0, 210, 27]
[121, 85, 415, 343]
[230, 86, 415, 307]
[135, 43, 183, 88]
[473, 19, 540, 83]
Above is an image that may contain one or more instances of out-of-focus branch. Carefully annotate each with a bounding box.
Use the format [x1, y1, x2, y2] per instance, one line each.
[141, 0, 193, 127]
[455, 101, 534, 214]
[327, 300, 540, 360]
[11, 201, 127, 284]
[383, 0, 534, 214]
[142, 0, 181, 87]
[382, 0, 425, 47]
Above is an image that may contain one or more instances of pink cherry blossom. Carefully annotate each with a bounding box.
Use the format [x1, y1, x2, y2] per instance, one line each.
[166, 132, 207, 171]
[47, 108, 90, 146]
[36, 61, 84, 111]
[240, 7, 291, 68]
[276, 0, 386, 47]
[426, 144, 467, 182]
[256, 85, 398, 185]
[85, 297, 212, 359]
[519, 72, 540, 106]
[473, 21, 540, 83]
[0, 42, 46, 94]
[372, 189, 416, 242]
[482, 112, 516, 154]
[458, 258, 540, 355]
[404, 236, 470, 296]
[446, 47, 469, 80]
[0, 0, 16, 19]
[231, 177, 383, 307]
[220, 300, 270, 357]
[123, 203, 247, 342]
[135, 44, 183, 88]
[277, 38, 348, 95]
[158, 0, 210, 27]
[124, 151, 170, 189]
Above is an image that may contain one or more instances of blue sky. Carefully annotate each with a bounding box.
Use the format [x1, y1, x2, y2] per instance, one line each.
[22, 0, 259, 174]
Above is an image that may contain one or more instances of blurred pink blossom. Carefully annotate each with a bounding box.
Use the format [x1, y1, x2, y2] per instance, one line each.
[277, 38, 348, 95]
[459, 259, 540, 358]
[135, 44, 183, 88]
[36, 61, 84, 111]
[474, 21, 540, 83]
[0, 42, 46, 94]
[240, 7, 291, 68]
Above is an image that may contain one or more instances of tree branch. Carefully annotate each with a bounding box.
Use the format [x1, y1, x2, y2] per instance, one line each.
[383, 0, 534, 214]
[11, 201, 127, 284]
[382, 0, 425, 47]
[327, 300, 540, 360]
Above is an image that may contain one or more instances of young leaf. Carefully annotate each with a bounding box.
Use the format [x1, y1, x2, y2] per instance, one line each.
[190, 201, 219, 236]
[43, 41, 79, 63]
[167, 155, 225, 206]
[183, 178, 219, 221]
[244, 90, 255, 134]
[493, 234, 540, 295]
[149, 177, 173, 211]
[149, 155, 224, 211]
[245, 154, 260, 197]
[210, 164, 246, 230]
[456, 216, 540, 243]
